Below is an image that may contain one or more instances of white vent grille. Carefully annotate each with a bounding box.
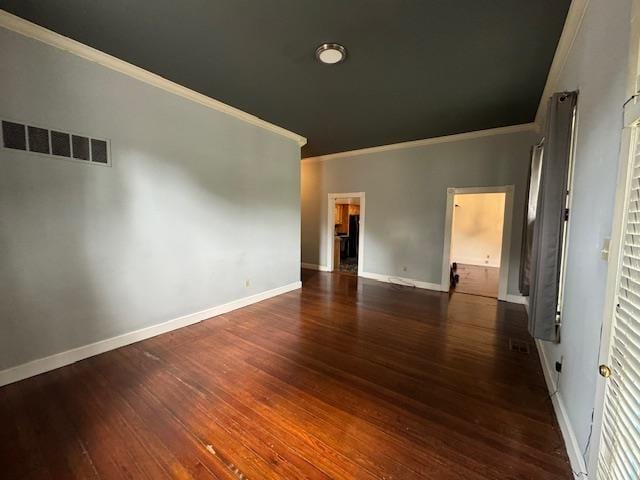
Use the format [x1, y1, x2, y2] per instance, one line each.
[597, 129, 640, 479]
[1, 119, 110, 166]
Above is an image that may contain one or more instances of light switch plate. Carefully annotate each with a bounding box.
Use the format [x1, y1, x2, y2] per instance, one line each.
[601, 238, 611, 261]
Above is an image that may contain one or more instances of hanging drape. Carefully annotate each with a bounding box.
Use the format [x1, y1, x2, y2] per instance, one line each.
[519, 142, 544, 296]
[528, 91, 577, 342]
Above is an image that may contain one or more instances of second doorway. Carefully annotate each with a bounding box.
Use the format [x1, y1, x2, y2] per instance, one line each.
[449, 192, 506, 298]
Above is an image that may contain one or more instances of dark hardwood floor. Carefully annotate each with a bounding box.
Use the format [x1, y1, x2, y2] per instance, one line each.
[453, 263, 500, 298]
[0, 270, 571, 479]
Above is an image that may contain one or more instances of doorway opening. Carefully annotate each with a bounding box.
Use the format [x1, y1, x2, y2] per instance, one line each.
[441, 186, 514, 300]
[327, 192, 365, 276]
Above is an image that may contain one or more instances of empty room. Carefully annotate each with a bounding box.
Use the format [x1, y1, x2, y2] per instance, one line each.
[1, 1, 638, 479]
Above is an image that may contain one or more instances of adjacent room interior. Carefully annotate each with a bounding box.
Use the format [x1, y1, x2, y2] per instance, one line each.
[449, 192, 506, 298]
[1, 1, 639, 479]
[333, 198, 360, 273]
[331, 195, 362, 274]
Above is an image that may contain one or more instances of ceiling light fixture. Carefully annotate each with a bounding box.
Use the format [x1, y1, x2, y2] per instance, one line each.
[316, 43, 347, 65]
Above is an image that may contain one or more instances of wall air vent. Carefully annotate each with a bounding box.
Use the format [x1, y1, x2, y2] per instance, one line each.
[27, 126, 50, 154]
[2, 121, 26, 151]
[71, 134, 90, 161]
[508, 338, 530, 354]
[51, 130, 71, 157]
[2, 119, 111, 166]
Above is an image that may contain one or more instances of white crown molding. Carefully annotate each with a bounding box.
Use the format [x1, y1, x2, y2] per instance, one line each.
[0, 281, 301, 387]
[534, 0, 590, 128]
[302, 123, 536, 163]
[0, 10, 307, 147]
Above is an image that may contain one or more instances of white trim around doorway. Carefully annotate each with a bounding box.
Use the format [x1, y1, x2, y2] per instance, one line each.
[327, 192, 366, 276]
[440, 185, 515, 301]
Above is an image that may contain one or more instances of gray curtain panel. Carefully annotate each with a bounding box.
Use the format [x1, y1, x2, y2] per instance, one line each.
[528, 91, 577, 342]
[519, 142, 544, 296]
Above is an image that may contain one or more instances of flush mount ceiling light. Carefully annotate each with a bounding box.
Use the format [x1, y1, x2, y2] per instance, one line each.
[316, 43, 347, 65]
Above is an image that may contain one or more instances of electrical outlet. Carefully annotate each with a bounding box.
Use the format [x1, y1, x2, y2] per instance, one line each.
[402, 266, 407, 272]
[555, 355, 564, 373]
[245, 279, 251, 288]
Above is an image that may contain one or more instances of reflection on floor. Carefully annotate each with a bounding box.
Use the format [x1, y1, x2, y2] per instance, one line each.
[338, 256, 358, 274]
[0, 270, 570, 479]
[454, 263, 500, 298]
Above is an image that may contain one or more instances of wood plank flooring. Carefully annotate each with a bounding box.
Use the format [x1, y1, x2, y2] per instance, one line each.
[0, 270, 571, 479]
[453, 263, 500, 298]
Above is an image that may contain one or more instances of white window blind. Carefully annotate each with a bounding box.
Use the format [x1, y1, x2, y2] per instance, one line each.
[597, 128, 640, 479]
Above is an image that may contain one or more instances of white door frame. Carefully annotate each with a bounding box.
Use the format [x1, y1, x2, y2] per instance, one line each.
[440, 185, 515, 301]
[587, 123, 639, 476]
[327, 192, 365, 275]
[588, 5, 640, 471]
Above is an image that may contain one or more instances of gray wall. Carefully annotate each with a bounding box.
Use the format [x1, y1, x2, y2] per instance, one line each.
[538, 0, 632, 467]
[301, 129, 538, 295]
[0, 28, 301, 370]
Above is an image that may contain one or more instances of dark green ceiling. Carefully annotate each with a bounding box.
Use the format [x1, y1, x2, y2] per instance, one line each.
[0, 0, 571, 157]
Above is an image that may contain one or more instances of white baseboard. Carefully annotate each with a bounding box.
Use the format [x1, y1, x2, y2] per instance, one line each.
[301, 262, 330, 272]
[451, 257, 500, 268]
[359, 271, 528, 306]
[535, 339, 589, 479]
[301, 266, 448, 294]
[503, 294, 527, 305]
[360, 271, 447, 292]
[0, 281, 302, 387]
